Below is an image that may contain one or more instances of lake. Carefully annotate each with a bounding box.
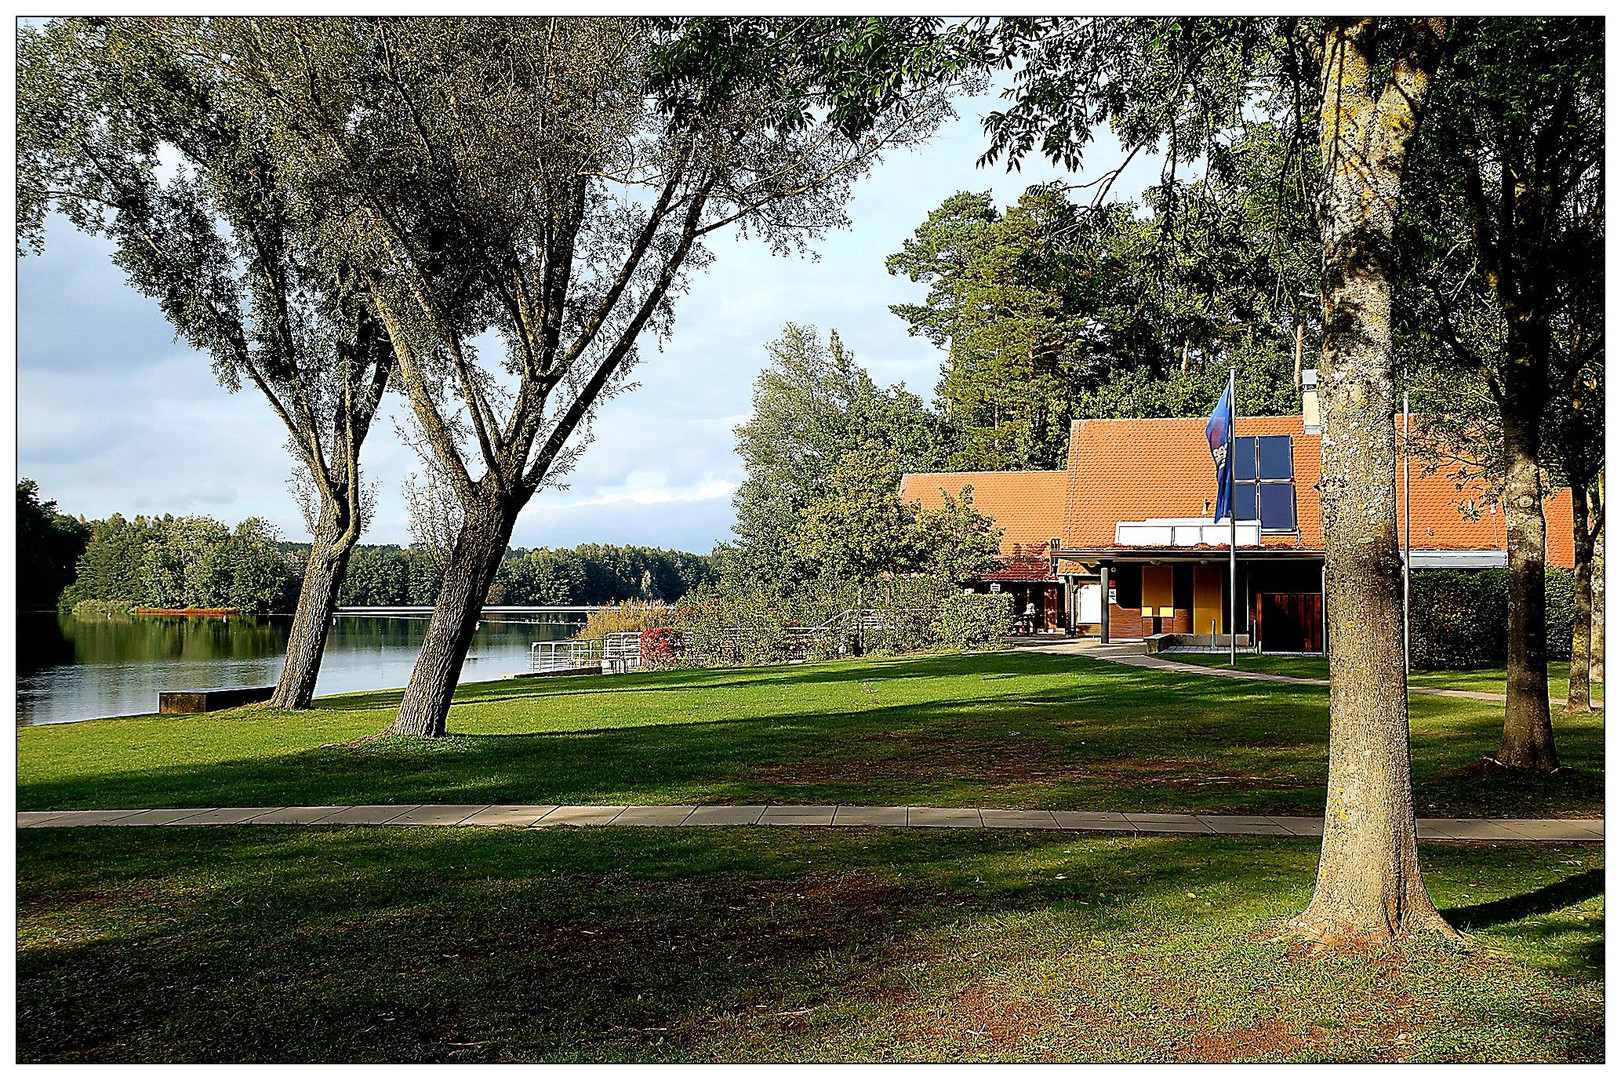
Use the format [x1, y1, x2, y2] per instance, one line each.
[16, 611, 580, 726]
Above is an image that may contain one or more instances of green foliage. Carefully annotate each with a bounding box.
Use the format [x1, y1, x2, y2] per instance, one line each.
[1410, 569, 1577, 670]
[724, 323, 947, 592]
[889, 178, 1311, 468]
[660, 574, 1009, 670]
[16, 480, 89, 609]
[61, 513, 298, 615]
[70, 599, 134, 619]
[338, 543, 715, 607]
[930, 590, 1015, 650]
[791, 442, 1003, 587]
[1076, 338, 1301, 420]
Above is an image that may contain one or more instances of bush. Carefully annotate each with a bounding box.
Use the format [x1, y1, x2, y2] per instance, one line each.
[639, 627, 681, 670]
[1410, 567, 1576, 670]
[579, 600, 673, 641]
[652, 576, 1013, 670]
[931, 591, 1015, 650]
[70, 598, 134, 619]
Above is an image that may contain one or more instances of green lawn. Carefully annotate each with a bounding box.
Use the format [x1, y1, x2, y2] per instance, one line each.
[17, 826, 1602, 1063]
[17, 651, 1604, 818]
[1165, 654, 1603, 702]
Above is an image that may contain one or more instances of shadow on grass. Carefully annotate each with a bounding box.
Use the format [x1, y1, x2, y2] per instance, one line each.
[16, 827, 1605, 1064]
[20, 651, 1603, 819]
[1441, 869, 1605, 930]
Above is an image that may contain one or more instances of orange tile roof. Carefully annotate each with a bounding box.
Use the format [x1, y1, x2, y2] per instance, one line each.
[1062, 415, 1326, 550]
[900, 470, 1067, 558]
[909, 415, 1580, 569]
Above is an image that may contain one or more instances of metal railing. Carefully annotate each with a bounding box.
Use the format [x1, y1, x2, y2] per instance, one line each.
[530, 637, 601, 673]
[601, 631, 643, 673]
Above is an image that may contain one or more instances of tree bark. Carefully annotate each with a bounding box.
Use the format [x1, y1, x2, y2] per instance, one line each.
[1565, 480, 1594, 712]
[387, 495, 517, 738]
[1291, 16, 1455, 945]
[1496, 394, 1558, 769]
[269, 496, 358, 710]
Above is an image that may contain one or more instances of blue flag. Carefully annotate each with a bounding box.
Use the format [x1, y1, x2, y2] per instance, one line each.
[1205, 380, 1233, 521]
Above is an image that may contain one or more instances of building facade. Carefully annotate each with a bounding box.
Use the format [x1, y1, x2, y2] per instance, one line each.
[902, 400, 1575, 652]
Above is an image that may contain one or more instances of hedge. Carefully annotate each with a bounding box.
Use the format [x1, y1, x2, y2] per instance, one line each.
[1409, 568, 1576, 670]
[640, 577, 1014, 670]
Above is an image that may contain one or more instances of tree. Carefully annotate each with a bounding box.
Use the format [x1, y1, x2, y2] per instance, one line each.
[793, 442, 1002, 586]
[888, 188, 1085, 468]
[18, 18, 395, 708]
[725, 323, 946, 591]
[16, 480, 89, 610]
[793, 443, 926, 581]
[889, 144, 1319, 462]
[911, 487, 1005, 584]
[1397, 17, 1603, 758]
[202, 17, 958, 737]
[955, 15, 1456, 941]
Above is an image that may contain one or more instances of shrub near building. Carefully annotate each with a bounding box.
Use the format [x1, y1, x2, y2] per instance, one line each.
[1410, 568, 1576, 670]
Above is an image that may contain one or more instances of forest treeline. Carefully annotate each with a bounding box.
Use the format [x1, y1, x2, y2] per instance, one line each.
[20, 481, 715, 615]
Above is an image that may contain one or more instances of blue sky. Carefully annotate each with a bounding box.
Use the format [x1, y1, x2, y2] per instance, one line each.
[16, 82, 1163, 554]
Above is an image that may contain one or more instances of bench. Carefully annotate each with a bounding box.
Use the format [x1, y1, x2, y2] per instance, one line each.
[158, 686, 276, 714]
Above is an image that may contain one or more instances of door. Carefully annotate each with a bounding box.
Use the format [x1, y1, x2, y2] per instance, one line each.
[1257, 592, 1323, 652]
[1192, 565, 1224, 636]
[1078, 582, 1102, 626]
[1042, 584, 1061, 631]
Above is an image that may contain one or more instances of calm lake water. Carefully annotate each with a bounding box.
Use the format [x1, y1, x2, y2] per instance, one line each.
[16, 611, 579, 726]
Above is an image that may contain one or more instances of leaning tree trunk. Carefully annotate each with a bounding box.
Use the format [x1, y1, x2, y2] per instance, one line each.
[1497, 409, 1558, 769]
[388, 497, 518, 738]
[1565, 480, 1594, 712]
[269, 497, 359, 709]
[1291, 16, 1454, 945]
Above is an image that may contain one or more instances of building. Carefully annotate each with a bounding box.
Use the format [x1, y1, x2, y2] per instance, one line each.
[901, 386, 1575, 651]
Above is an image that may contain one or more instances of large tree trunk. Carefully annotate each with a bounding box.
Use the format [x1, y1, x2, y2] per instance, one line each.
[1497, 394, 1558, 769]
[388, 497, 517, 738]
[269, 497, 358, 710]
[1291, 17, 1454, 945]
[1565, 480, 1594, 712]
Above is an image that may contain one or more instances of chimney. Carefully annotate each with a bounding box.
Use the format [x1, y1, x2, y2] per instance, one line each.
[1301, 369, 1320, 433]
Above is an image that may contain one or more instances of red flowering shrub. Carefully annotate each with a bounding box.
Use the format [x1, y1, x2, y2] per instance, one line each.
[640, 626, 681, 669]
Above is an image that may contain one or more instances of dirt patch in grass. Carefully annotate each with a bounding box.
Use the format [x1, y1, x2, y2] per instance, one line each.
[1179, 1016, 1312, 1062]
[749, 735, 1078, 786]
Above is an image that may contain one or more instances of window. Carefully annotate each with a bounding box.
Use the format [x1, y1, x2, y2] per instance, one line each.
[1230, 435, 1296, 532]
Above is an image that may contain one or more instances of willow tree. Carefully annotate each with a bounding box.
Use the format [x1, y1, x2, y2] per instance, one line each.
[18, 18, 394, 709]
[200, 17, 960, 737]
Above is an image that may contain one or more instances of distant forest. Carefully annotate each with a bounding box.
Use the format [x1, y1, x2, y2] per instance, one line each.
[20, 481, 716, 614]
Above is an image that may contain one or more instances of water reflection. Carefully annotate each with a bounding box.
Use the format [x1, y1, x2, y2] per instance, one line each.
[16, 611, 578, 726]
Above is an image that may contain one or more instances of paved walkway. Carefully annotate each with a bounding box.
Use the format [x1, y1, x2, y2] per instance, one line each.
[15, 805, 1602, 842]
[1014, 640, 1604, 707]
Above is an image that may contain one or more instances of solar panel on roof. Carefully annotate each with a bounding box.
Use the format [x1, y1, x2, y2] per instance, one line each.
[1233, 436, 1258, 481]
[1233, 482, 1258, 522]
[1258, 435, 1293, 479]
[1259, 483, 1296, 530]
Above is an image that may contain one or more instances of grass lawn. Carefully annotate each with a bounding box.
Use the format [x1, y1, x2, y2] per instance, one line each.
[1165, 654, 1604, 702]
[17, 651, 1603, 818]
[16, 826, 1602, 1063]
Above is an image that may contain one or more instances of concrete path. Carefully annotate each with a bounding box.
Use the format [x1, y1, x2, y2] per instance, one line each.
[15, 805, 1602, 842]
[1015, 640, 1604, 707]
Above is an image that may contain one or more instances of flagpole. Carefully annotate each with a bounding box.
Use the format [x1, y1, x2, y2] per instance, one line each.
[1228, 367, 1237, 667]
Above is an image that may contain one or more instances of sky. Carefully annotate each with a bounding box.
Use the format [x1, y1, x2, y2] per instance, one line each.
[15, 80, 1166, 555]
